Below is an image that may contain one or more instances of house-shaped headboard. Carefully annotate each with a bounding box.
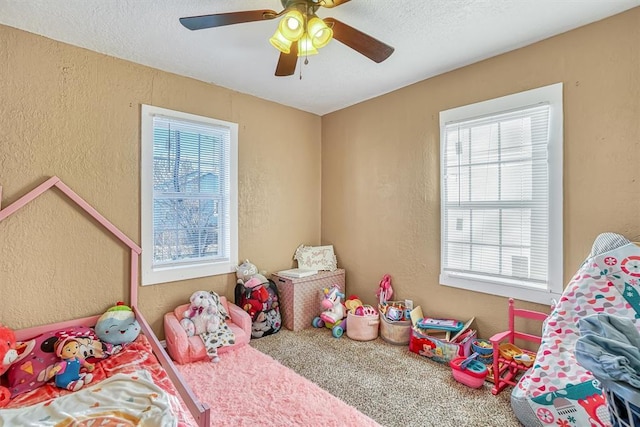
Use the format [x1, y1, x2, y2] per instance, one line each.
[0, 176, 142, 307]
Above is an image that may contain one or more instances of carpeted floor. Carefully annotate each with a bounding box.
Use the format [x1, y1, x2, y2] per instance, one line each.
[250, 328, 523, 427]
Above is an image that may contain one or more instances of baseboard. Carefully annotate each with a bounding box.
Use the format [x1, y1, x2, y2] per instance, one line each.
[159, 339, 167, 348]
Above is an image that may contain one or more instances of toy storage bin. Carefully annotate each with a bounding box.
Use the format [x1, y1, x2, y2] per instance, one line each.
[409, 328, 476, 364]
[450, 356, 488, 388]
[471, 339, 494, 364]
[272, 269, 345, 332]
[379, 313, 411, 345]
[597, 377, 640, 427]
[346, 311, 379, 341]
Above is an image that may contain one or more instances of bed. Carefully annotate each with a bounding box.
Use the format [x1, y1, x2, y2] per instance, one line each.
[510, 232, 640, 427]
[0, 177, 208, 426]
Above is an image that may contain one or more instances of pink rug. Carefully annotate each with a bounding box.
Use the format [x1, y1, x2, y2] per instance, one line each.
[176, 345, 380, 427]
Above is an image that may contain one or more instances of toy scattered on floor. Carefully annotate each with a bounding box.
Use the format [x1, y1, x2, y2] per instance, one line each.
[94, 302, 141, 345]
[450, 354, 488, 388]
[379, 300, 411, 322]
[498, 342, 536, 367]
[416, 317, 464, 332]
[376, 274, 393, 306]
[50, 336, 95, 391]
[470, 339, 494, 364]
[312, 285, 348, 338]
[0, 324, 18, 406]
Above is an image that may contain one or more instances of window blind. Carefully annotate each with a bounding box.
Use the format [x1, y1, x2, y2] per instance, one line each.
[442, 104, 551, 289]
[151, 115, 231, 268]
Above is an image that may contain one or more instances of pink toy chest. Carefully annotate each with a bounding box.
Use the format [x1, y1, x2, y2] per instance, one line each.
[272, 269, 345, 332]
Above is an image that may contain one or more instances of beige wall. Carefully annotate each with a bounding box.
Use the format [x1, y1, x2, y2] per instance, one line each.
[0, 25, 321, 337]
[2, 8, 639, 342]
[321, 8, 640, 338]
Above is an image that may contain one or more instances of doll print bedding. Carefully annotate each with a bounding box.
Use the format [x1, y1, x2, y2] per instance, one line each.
[511, 233, 640, 427]
[5, 326, 116, 398]
[3, 334, 193, 426]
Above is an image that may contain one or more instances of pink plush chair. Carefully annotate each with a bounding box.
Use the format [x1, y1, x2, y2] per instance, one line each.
[164, 296, 252, 364]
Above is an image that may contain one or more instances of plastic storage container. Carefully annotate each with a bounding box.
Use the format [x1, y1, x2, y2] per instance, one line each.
[597, 377, 640, 427]
[346, 311, 379, 341]
[379, 313, 411, 345]
[471, 339, 494, 364]
[450, 356, 488, 388]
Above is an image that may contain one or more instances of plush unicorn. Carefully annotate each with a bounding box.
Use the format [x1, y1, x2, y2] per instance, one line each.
[319, 285, 346, 325]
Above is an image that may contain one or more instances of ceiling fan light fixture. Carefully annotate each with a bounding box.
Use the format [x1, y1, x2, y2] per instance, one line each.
[279, 10, 305, 41]
[307, 17, 333, 48]
[269, 29, 292, 54]
[297, 34, 318, 57]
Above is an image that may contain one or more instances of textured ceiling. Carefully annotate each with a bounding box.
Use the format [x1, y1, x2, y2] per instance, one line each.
[1, 0, 639, 115]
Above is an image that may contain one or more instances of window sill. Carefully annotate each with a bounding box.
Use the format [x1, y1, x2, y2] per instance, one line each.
[439, 274, 561, 305]
[142, 259, 236, 286]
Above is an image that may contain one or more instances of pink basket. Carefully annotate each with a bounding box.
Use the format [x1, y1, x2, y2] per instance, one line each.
[346, 312, 379, 341]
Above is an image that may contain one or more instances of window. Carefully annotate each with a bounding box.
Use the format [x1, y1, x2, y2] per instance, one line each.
[439, 83, 563, 304]
[141, 105, 238, 285]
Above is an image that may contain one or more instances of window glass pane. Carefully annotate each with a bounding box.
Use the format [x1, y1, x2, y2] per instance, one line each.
[446, 242, 470, 271]
[151, 117, 227, 267]
[468, 123, 499, 165]
[470, 164, 498, 201]
[501, 247, 531, 278]
[471, 210, 500, 245]
[445, 172, 458, 204]
[501, 161, 532, 201]
[502, 209, 531, 245]
[500, 117, 532, 162]
[447, 209, 470, 242]
[470, 245, 500, 274]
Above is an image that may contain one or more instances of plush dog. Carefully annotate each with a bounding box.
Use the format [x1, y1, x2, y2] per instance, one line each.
[180, 291, 220, 337]
[180, 291, 223, 362]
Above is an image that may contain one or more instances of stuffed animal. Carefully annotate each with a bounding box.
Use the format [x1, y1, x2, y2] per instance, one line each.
[95, 302, 141, 345]
[180, 291, 222, 362]
[50, 336, 95, 392]
[235, 259, 268, 285]
[0, 325, 18, 406]
[180, 291, 220, 336]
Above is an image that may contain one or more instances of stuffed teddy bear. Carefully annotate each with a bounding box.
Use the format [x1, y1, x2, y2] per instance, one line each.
[180, 291, 222, 362]
[235, 259, 268, 285]
[95, 302, 141, 346]
[0, 324, 18, 407]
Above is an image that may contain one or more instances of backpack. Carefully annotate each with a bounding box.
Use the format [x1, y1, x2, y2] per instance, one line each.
[234, 279, 282, 338]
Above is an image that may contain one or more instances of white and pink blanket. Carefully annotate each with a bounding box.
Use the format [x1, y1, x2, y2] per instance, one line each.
[0, 371, 176, 426]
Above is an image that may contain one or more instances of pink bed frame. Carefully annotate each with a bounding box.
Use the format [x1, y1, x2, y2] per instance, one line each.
[0, 176, 210, 427]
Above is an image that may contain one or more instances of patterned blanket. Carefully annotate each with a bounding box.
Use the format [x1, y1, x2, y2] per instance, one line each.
[0, 371, 177, 426]
[512, 233, 640, 427]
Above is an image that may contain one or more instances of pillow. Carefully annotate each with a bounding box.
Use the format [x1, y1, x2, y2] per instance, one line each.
[6, 326, 114, 397]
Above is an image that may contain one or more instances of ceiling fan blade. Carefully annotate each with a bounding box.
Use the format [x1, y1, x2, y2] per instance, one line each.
[275, 43, 298, 77]
[324, 17, 394, 63]
[180, 10, 277, 30]
[320, 0, 352, 8]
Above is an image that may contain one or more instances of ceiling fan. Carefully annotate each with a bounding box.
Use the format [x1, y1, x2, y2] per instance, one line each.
[179, 0, 394, 77]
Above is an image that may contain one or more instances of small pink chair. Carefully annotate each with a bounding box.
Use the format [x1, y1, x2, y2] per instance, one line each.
[164, 296, 252, 364]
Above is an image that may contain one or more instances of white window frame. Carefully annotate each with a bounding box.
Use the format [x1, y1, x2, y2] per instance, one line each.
[439, 83, 563, 305]
[140, 105, 238, 285]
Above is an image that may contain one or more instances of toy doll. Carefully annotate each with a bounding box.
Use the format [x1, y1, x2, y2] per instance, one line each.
[51, 337, 95, 391]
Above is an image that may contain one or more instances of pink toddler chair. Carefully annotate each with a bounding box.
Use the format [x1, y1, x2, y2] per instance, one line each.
[164, 295, 252, 364]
